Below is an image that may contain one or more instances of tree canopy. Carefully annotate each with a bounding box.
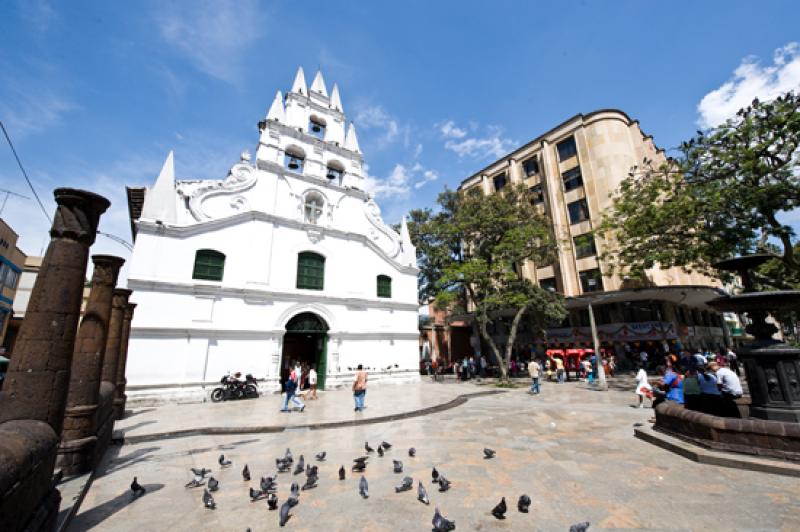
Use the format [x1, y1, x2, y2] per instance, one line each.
[599, 91, 800, 285]
[409, 184, 566, 380]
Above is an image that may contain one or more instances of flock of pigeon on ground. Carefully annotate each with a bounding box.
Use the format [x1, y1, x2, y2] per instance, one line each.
[129, 441, 591, 531]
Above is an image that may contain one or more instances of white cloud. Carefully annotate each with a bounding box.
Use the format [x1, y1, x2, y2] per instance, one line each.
[439, 120, 467, 139]
[697, 42, 800, 128]
[414, 169, 439, 190]
[364, 164, 412, 198]
[156, 0, 262, 84]
[442, 123, 514, 159]
[353, 104, 408, 147]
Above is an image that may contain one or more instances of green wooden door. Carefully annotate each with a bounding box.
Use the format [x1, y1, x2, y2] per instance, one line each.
[317, 335, 328, 390]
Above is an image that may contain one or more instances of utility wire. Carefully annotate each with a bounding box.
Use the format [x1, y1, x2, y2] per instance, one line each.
[0, 119, 52, 224]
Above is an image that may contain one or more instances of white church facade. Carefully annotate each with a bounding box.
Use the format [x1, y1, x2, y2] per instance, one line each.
[124, 68, 420, 403]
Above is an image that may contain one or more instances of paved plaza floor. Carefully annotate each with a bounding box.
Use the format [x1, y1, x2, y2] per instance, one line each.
[73, 377, 800, 531]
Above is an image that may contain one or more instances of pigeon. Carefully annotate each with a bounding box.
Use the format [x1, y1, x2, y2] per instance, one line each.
[290, 482, 300, 498]
[284, 448, 293, 463]
[518, 494, 531, 513]
[260, 476, 275, 493]
[203, 488, 216, 509]
[359, 475, 369, 498]
[339, 465, 346, 480]
[267, 493, 278, 510]
[207, 477, 219, 492]
[437, 476, 451, 492]
[377, 446, 384, 457]
[242, 464, 251, 481]
[569, 522, 591, 532]
[431, 467, 440, 483]
[408, 447, 416, 457]
[302, 474, 318, 490]
[218, 454, 232, 467]
[287, 495, 299, 507]
[352, 459, 367, 472]
[276, 459, 291, 473]
[483, 448, 496, 459]
[393, 460, 403, 474]
[306, 464, 318, 478]
[432, 507, 456, 532]
[294, 455, 305, 475]
[395, 476, 413, 492]
[381, 441, 392, 450]
[191, 467, 211, 479]
[491, 497, 507, 519]
[279, 501, 291, 527]
[315, 451, 326, 462]
[250, 487, 264, 502]
[417, 481, 430, 505]
[130, 477, 146, 498]
[365, 441, 374, 453]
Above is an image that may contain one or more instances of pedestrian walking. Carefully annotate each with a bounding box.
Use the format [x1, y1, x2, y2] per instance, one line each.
[352, 364, 368, 412]
[634, 365, 652, 408]
[308, 364, 318, 400]
[555, 356, 565, 384]
[529, 358, 541, 394]
[280, 368, 305, 413]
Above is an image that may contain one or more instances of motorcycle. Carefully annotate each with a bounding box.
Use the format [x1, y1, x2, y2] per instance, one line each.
[210, 372, 259, 402]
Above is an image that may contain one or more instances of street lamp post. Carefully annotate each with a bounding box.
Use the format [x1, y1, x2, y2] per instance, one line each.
[587, 302, 608, 391]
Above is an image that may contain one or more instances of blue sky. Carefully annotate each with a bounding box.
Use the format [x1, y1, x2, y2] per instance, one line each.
[1, 0, 799, 280]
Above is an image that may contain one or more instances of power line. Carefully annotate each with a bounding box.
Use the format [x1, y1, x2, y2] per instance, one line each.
[0, 120, 52, 224]
[97, 230, 133, 252]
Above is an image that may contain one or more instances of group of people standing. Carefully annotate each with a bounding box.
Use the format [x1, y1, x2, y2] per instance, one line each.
[635, 348, 743, 418]
[280, 361, 369, 413]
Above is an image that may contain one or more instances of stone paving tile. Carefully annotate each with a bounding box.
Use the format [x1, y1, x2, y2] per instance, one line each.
[73, 379, 800, 531]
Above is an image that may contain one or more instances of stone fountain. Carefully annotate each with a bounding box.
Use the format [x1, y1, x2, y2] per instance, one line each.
[708, 254, 800, 423]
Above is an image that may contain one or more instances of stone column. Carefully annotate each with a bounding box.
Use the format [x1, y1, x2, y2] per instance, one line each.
[114, 302, 136, 419]
[97, 288, 131, 430]
[0, 188, 109, 532]
[57, 255, 124, 475]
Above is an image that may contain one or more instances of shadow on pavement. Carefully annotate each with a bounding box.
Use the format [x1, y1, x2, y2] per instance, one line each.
[120, 408, 157, 420]
[97, 446, 161, 478]
[69, 484, 164, 531]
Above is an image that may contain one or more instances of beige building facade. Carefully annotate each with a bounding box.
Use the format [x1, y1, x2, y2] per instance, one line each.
[458, 110, 729, 361]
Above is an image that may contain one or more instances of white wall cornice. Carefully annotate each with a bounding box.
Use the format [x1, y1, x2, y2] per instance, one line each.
[130, 326, 419, 341]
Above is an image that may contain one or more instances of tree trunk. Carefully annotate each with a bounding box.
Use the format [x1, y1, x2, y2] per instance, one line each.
[503, 304, 530, 381]
[477, 314, 505, 380]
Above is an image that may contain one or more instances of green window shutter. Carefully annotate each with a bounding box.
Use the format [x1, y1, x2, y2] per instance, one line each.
[297, 252, 325, 290]
[193, 249, 225, 281]
[377, 275, 391, 298]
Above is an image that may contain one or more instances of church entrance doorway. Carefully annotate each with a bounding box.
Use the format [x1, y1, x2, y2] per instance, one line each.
[281, 312, 329, 390]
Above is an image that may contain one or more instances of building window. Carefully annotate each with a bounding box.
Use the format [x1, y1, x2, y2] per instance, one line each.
[567, 198, 590, 224]
[308, 116, 326, 140]
[296, 252, 325, 290]
[562, 166, 583, 191]
[377, 275, 392, 298]
[193, 249, 225, 281]
[493, 173, 507, 191]
[579, 268, 603, 293]
[539, 277, 557, 292]
[573, 233, 596, 259]
[303, 191, 324, 224]
[284, 146, 305, 173]
[326, 162, 344, 182]
[529, 183, 544, 205]
[556, 136, 578, 161]
[523, 157, 540, 176]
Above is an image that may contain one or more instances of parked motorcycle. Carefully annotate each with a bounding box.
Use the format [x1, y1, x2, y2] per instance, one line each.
[210, 372, 259, 402]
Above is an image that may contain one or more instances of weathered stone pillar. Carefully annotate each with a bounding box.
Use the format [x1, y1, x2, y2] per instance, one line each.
[114, 302, 136, 419]
[57, 255, 125, 475]
[0, 188, 109, 532]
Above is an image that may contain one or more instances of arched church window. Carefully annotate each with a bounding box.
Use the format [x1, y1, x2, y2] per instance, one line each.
[377, 275, 392, 298]
[284, 146, 305, 173]
[193, 249, 225, 281]
[308, 116, 326, 140]
[303, 191, 325, 224]
[326, 160, 344, 182]
[297, 252, 325, 290]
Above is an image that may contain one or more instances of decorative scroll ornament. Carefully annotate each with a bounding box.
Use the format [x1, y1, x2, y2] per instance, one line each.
[178, 161, 257, 221]
[363, 198, 401, 258]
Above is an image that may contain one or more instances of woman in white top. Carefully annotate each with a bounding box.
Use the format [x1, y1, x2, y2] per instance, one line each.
[308, 364, 318, 400]
[635, 365, 652, 408]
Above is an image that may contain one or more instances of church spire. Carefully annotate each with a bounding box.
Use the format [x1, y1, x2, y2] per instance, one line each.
[344, 122, 360, 153]
[266, 90, 285, 122]
[399, 216, 416, 267]
[310, 70, 328, 96]
[290, 66, 307, 94]
[141, 151, 177, 224]
[330, 83, 343, 113]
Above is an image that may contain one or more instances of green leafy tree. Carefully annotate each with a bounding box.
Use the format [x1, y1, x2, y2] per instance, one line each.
[599, 92, 800, 284]
[411, 184, 566, 380]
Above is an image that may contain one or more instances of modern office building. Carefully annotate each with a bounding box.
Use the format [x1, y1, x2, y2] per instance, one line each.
[457, 110, 728, 359]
